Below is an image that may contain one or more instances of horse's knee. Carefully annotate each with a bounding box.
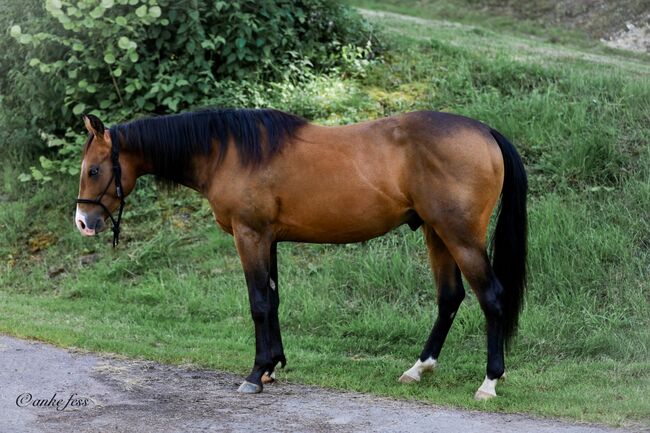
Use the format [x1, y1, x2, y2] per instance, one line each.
[250, 300, 270, 321]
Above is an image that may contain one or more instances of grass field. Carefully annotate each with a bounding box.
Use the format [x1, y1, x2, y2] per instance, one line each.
[1, 2, 649, 428]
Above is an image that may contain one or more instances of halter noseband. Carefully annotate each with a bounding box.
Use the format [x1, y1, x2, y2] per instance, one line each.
[76, 137, 125, 247]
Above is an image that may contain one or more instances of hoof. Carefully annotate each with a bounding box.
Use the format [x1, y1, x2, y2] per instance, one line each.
[398, 357, 436, 384]
[237, 380, 262, 394]
[475, 375, 498, 400]
[261, 371, 276, 384]
[398, 373, 419, 383]
[474, 389, 497, 401]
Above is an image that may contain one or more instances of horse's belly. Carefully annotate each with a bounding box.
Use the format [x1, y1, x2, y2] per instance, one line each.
[280, 218, 404, 243]
[276, 192, 408, 243]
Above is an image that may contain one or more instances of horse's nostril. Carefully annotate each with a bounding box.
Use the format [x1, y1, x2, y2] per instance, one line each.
[78, 219, 86, 230]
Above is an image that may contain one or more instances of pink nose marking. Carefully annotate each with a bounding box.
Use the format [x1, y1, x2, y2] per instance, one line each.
[76, 219, 96, 236]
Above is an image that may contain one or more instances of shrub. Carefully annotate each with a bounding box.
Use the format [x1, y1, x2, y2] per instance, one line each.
[1, 0, 378, 181]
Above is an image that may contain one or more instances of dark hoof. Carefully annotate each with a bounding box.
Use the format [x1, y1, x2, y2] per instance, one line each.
[237, 380, 262, 394]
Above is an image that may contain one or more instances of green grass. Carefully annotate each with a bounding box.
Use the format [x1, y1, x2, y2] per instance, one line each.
[348, 0, 588, 45]
[347, 0, 650, 56]
[1, 4, 649, 429]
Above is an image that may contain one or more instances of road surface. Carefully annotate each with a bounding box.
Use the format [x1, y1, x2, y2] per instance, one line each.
[0, 335, 631, 433]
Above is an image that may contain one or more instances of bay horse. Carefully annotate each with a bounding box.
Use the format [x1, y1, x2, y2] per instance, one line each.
[74, 109, 527, 400]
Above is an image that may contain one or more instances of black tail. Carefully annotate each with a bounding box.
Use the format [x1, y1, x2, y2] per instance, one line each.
[489, 128, 528, 347]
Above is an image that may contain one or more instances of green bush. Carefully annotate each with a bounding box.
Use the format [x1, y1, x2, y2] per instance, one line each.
[1, 0, 378, 181]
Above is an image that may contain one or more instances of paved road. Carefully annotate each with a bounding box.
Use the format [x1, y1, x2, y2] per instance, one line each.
[0, 335, 631, 433]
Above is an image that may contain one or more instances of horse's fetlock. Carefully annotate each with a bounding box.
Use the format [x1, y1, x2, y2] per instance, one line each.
[487, 364, 505, 380]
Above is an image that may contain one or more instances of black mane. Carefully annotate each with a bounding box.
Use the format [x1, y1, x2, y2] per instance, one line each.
[109, 108, 307, 180]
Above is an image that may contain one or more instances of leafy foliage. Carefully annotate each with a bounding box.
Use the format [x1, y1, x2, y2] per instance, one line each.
[1, 0, 378, 181]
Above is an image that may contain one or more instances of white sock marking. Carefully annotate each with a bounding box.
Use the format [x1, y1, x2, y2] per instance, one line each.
[401, 357, 437, 381]
[476, 375, 498, 397]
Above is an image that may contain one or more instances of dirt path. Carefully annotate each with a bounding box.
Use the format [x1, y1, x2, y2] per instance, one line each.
[0, 336, 632, 433]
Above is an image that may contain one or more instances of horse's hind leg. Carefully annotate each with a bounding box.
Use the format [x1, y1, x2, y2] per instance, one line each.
[399, 225, 465, 383]
[443, 238, 507, 400]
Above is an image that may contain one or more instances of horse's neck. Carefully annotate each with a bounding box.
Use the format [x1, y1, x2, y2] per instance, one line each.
[127, 147, 205, 193]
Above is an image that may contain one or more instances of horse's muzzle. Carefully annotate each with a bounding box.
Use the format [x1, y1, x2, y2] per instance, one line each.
[75, 210, 107, 236]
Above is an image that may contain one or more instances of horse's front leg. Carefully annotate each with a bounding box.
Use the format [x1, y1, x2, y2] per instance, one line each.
[233, 225, 279, 394]
[264, 242, 286, 383]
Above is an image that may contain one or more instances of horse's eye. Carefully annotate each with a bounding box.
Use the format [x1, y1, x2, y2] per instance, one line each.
[88, 166, 99, 177]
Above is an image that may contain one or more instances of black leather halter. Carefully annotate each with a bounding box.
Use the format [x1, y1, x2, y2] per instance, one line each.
[76, 138, 125, 247]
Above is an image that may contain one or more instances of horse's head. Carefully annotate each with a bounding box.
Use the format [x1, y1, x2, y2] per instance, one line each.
[74, 114, 137, 244]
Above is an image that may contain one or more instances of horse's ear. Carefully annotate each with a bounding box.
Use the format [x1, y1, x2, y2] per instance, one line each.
[82, 113, 105, 136]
